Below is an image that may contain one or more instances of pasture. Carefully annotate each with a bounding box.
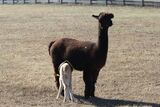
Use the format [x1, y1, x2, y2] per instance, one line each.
[0, 5, 160, 107]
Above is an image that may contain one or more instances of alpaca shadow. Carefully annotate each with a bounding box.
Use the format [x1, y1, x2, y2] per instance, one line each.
[74, 95, 160, 107]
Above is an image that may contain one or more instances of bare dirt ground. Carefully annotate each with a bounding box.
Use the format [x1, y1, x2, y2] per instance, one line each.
[0, 5, 160, 107]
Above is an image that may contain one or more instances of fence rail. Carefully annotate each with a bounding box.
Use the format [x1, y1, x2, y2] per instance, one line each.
[0, 0, 160, 7]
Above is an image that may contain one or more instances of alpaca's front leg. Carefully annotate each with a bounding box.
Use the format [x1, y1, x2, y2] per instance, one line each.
[83, 70, 92, 99]
[90, 70, 100, 97]
[90, 83, 95, 97]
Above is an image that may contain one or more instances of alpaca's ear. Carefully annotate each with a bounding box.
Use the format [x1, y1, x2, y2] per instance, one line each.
[92, 15, 99, 20]
[109, 13, 114, 19]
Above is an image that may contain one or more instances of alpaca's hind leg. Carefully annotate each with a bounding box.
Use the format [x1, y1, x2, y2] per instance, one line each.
[53, 62, 60, 89]
[52, 57, 63, 89]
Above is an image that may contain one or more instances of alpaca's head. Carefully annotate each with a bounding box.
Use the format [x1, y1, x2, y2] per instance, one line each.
[92, 12, 114, 28]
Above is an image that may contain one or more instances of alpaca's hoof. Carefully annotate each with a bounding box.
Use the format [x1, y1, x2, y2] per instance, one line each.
[84, 95, 90, 99]
[90, 94, 95, 97]
[84, 94, 95, 99]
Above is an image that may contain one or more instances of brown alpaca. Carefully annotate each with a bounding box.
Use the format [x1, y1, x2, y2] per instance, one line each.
[49, 12, 114, 98]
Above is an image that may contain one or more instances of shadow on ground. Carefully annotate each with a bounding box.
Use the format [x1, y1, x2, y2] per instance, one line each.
[74, 95, 160, 107]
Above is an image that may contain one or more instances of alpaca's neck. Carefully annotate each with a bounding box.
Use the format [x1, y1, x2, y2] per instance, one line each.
[97, 25, 109, 55]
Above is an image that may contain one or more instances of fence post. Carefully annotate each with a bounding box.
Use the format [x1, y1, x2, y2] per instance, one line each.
[142, 0, 144, 6]
[90, 0, 92, 5]
[48, 0, 50, 4]
[106, 0, 108, 5]
[2, 0, 4, 4]
[123, 0, 126, 5]
[24, 0, 28, 4]
[75, 0, 77, 4]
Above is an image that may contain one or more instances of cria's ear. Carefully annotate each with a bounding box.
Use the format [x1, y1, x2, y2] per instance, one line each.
[92, 15, 99, 20]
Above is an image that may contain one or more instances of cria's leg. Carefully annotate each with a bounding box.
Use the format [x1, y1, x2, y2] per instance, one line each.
[53, 60, 65, 96]
[69, 89, 74, 102]
[69, 75, 74, 102]
[63, 85, 67, 102]
[66, 87, 70, 101]
[62, 77, 68, 102]
[56, 79, 63, 99]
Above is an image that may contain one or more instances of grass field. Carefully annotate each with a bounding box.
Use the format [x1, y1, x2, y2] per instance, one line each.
[0, 5, 160, 107]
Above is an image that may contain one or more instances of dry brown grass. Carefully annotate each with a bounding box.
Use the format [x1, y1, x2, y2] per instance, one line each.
[0, 5, 160, 107]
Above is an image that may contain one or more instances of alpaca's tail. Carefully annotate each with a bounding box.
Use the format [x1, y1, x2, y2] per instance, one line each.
[48, 41, 55, 56]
